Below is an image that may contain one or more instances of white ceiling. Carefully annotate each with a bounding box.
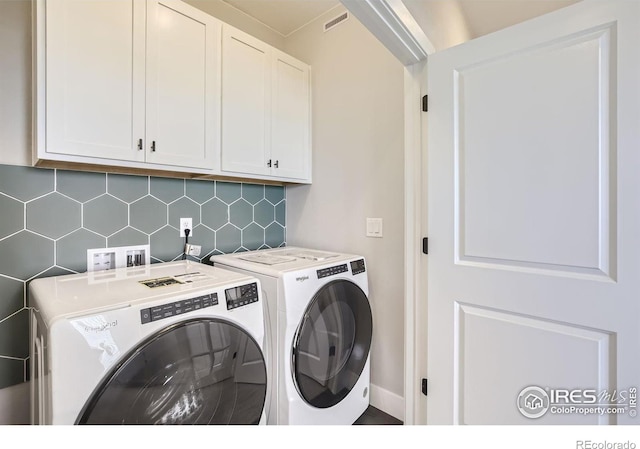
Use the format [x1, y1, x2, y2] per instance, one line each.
[222, 0, 340, 36]
[222, 0, 578, 39]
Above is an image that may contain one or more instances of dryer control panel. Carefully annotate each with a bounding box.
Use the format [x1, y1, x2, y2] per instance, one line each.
[225, 282, 259, 310]
[317, 264, 348, 279]
[140, 292, 218, 324]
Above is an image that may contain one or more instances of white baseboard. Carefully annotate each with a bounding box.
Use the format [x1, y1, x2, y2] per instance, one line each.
[0, 382, 30, 425]
[369, 383, 405, 422]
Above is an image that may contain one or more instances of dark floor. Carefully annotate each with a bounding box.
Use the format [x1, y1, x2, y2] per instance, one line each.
[353, 406, 403, 425]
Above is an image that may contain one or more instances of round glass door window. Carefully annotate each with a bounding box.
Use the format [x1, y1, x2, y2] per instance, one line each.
[292, 280, 372, 408]
[77, 318, 267, 425]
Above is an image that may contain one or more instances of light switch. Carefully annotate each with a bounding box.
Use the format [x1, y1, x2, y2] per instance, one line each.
[366, 218, 383, 238]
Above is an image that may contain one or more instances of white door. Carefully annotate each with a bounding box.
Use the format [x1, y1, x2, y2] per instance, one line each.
[426, 0, 639, 425]
[221, 26, 272, 176]
[45, 0, 145, 162]
[145, 0, 220, 170]
[271, 50, 311, 181]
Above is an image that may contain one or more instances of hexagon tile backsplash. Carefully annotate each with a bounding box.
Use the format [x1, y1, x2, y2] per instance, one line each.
[0, 164, 286, 390]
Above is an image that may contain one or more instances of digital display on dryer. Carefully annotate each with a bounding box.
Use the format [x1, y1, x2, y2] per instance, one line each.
[225, 282, 259, 310]
[350, 259, 366, 275]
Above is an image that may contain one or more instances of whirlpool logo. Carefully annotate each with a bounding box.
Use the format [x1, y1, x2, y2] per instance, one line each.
[83, 320, 118, 333]
[295, 276, 309, 282]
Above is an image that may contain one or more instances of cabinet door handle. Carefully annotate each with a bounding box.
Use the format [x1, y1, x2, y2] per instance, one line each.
[151, 141, 156, 152]
[274, 160, 279, 168]
[267, 159, 272, 167]
[137, 139, 143, 151]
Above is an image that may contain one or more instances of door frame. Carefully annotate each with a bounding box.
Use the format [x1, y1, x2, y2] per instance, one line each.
[340, 0, 435, 425]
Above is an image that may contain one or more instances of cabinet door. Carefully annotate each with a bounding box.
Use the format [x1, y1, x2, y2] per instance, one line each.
[271, 51, 311, 181]
[145, 0, 221, 170]
[45, 0, 145, 162]
[221, 26, 271, 176]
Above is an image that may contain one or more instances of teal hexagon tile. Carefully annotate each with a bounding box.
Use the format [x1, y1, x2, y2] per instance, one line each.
[56, 170, 106, 202]
[0, 276, 24, 322]
[107, 227, 148, 248]
[254, 200, 275, 228]
[242, 223, 264, 251]
[107, 173, 148, 203]
[0, 194, 24, 239]
[265, 185, 285, 205]
[31, 266, 75, 281]
[0, 308, 29, 358]
[168, 197, 200, 229]
[0, 357, 24, 389]
[275, 201, 285, 227]
[186, 179, 215, 204]
[216, 224, 241, 253]
[229, 199, 252, 229]
[130, 196, 167, 234]
[0, 231, 54, 280]
[265, 223, 285, 248]
[189, 225, 215, 258]
[202, 198, 228, 231]
[216, 182, 241, 204]
[57, 229, 105, 273]
[150, 226, 183, 262]
[258, 244, 270, 250]
[150, 177, 184, 203]
[83, 195, 128, 237]
[242, 184, 264, 205]
[0, 165, 54, 201]
[26, 192, 81, 239]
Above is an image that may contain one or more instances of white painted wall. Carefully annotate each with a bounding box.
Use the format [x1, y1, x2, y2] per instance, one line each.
[284, 6, 406, 418]
[0, 0, 32, 167]
[402, 0, 472, 51]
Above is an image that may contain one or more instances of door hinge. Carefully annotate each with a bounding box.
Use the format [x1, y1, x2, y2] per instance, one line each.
[421, 378, 428, 396]
[422, 237, 428, 254]
[422, 95, 428, 112]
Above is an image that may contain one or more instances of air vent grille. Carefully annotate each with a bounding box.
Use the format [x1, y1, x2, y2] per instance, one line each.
[324, 11, 349, 32]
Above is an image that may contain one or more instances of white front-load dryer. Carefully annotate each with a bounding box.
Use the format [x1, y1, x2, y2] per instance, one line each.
[29, 261, 268, 425]
[211, 247, 372, 425]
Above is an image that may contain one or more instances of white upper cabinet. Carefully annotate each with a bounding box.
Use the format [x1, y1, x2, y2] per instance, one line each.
[221, 25, 312, 183]
[34, 0, 311, 183]
[35, 0, 221, 173]
[221, 27, 272, 177]
[41, 0, 146, 163]
[145, 0, 221, 170]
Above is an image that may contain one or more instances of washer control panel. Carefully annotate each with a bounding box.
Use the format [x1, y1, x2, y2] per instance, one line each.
[225, 282, 259, 310]
[317, 263, 348, 279]
[140, 292, 218, 324]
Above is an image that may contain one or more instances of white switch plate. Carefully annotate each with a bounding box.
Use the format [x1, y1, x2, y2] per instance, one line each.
[366, 218, 383, 238]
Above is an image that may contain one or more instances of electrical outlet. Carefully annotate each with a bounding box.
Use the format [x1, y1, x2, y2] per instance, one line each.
[180, 218, 192, 237]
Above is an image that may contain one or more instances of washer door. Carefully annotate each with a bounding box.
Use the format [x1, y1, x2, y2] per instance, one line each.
[292, 280, 372, 408]
[77, 318, 267, 424]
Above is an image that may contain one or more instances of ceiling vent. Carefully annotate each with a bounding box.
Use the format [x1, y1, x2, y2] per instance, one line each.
[324, 11, 349, 32]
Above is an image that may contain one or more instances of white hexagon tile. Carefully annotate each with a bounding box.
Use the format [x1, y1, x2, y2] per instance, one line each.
[0, 164, 286, 390]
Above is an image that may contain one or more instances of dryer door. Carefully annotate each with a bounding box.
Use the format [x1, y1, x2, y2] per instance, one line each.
[292, 280, 372, 408]
[76, 318, 267, 424]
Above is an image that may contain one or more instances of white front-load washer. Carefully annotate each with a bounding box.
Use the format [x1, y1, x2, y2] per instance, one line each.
[211, 247, 372, 425]
[29, 260, 269, 425]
